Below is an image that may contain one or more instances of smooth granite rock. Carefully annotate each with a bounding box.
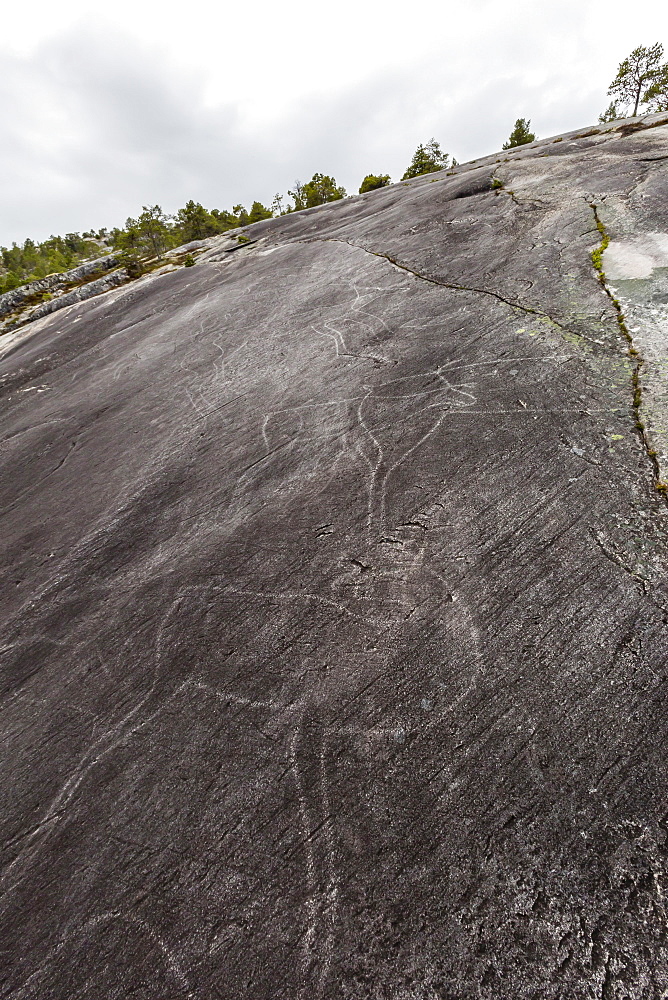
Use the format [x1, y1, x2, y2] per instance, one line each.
[1, 114, 668, 999]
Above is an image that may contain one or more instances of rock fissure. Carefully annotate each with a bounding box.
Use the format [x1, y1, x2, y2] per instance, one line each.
[589, 203, 668, 499]
[303, 236, 575, 333]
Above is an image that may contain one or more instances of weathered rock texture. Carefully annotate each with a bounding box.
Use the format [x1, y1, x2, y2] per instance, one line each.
[1, 115, 668, 999]
[0, 244, 206, 336]
[0, 252, 120, 319]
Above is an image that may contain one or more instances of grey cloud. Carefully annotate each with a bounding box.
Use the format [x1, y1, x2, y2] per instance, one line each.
[0, 23, 608, 244]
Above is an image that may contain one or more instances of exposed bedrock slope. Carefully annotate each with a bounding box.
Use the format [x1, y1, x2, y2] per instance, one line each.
[1, 117, 668, 998]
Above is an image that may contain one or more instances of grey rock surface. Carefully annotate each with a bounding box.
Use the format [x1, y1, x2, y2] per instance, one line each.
[2, 115, 668, 999]
[18, 267, 131, 326]
[0, 252, 119, 319]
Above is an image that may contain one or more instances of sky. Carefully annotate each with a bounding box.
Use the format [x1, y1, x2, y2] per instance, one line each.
[0, 0, 666, 244]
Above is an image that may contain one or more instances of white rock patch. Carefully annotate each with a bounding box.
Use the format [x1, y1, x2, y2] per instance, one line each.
[603, 232, 668, 279]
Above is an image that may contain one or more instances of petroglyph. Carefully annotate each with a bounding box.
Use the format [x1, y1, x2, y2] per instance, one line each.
[3, 116, 668, 999]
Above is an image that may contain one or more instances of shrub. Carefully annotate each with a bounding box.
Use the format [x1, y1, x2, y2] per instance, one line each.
[359, 174, 391, 194]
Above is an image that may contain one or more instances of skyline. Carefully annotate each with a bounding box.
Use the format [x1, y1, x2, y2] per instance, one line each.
[1, 0, 667, 244]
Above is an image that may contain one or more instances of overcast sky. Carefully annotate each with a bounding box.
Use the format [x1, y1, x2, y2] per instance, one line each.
[1, 0, 666, 244]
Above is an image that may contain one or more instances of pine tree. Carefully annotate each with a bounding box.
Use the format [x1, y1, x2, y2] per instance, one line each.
[210, 209, 239, 231]
[233, 205, 250, 227]
[302, 174, 346, 207]
[502, 119, 536, 149]
[115, 206, 173, 260]
[288, 175, 346, 211]
[271, 193, 285, 216]
[605, 43, 667, 118]
[247, 201, 273, 224]
[645, 64, 668, 113]
[286, 182, 306, 212]
[136, 205, 173, 258]
[176, 201, 221, 242]
[401, 139, 449, 180]
[598, 102, 621, 124]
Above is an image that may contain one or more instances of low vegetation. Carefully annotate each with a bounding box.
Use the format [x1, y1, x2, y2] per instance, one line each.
[0, 233, 107, 295]
[358, 174, 391, 194]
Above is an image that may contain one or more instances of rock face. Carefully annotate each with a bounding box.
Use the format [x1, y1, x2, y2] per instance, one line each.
[0, 252, 120, 319]
[1, 116, 668, 999]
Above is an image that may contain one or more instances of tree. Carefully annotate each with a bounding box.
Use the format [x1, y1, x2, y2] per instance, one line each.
[233, 204, 250, 226]
[288, 174, 346, 210]
[247, 201, 273, 224]
[401, 139, 449, 180]
[598, 101, 621, 124]
[136, 205, 173, 258]
[117, 248, 144, 279]
[303, 174, 346, 207]
[210, 208, 239, 231]
[605, 43, 668, 118]
[116, 206, 173, 259]
[286, 182, 306, 212]
[176, 200, 221, 242]
[646, 64, 668, 112]
[271, 193, 285, 216]
[502, 119, 536, 149]
[359, 174, 391, 194]
[0, 230, 104, 294]
[230, 202, 273, 226]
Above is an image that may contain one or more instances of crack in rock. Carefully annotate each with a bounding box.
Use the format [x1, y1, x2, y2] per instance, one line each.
[589, 202, 668, 501]
[303, 235, 574, 334]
